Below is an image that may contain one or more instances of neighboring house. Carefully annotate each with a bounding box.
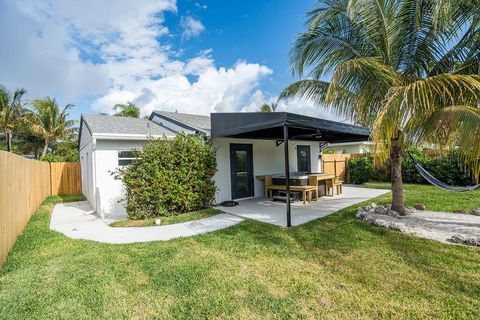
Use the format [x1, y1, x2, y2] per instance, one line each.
[79, 111, 369, 218]
[325, 141, 373, 154]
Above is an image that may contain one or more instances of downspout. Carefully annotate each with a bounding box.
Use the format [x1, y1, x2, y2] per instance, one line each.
[283, 124, 291, 227]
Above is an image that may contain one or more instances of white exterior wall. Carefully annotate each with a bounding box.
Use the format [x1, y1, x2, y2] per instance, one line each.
[79, 122, 95, 207]
[327, 143, 373, 154]
[94, 140, 147, 215]
[211, 138, 321, 203]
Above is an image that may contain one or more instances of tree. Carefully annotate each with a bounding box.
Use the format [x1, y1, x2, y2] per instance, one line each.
[113, 102, 140, 118]
[0, 86, 27, 152]
[281, 0, 480, 214]
[29, 97, 75, 156]
[259, 102, 278, 112]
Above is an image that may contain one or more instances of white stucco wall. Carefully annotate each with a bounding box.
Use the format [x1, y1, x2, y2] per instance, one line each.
[211, 138, 321, 203]
[94, 139, 147, 215]
[326, 142, 373, 154]
[81, 133, 323, 215]
[79, 122, 95, 207]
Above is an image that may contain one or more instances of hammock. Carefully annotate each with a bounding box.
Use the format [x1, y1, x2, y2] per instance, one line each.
[407, 153, 480, 192]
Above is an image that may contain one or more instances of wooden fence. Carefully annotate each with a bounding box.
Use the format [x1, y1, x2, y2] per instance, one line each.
[51, 162, 82, 195]
[321, 153, 362, 182]
[0, 151, 81, 264]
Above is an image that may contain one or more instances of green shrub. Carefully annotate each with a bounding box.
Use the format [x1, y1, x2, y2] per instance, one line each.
[424, 150, 472, 186]
[401, 148, 432, 184]
[114, 134, 217, 220]
[348, 149, 474, 186]
[348, 153, 379, 184]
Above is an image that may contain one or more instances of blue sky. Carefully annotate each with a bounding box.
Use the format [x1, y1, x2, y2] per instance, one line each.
[0, 0, 333, 122]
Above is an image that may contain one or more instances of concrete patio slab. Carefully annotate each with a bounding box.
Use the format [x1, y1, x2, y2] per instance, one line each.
[220, 185, 390, 227]
[50, 201, 243, 244]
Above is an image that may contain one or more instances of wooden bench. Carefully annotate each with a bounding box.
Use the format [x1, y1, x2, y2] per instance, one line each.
[266, 185, 318, 204]
[334, 180, 343, 195]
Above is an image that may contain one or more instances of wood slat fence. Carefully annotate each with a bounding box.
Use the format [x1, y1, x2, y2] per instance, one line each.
[0, 151, 81, 264]
[321, 153, 362, 182]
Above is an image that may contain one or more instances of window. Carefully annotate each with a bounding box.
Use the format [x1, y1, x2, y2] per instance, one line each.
[118, 151, 138, 166]
[297, 145, 311, 172]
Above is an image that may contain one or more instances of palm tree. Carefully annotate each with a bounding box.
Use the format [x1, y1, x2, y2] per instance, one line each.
[0, 86, 27, 152]
[259, 102, 278, 112]
[29, 97, 75, 156]
[281, 0, 480, 214]
[113, 102, 140, 118]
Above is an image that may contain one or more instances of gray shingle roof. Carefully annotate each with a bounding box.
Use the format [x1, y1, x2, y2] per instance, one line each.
[81, 114, 175, 136]
[152, 111, 211, 131]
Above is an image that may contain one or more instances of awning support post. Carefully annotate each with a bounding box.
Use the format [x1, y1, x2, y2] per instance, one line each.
[283, 124, 292, 227]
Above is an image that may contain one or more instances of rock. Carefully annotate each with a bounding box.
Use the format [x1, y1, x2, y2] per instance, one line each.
[388, 222, 407, 233]
[402, 207, 416, 216]
[413, 204, 426, 210]
[356, 207, 369, 219]
[471, 208, 480, 216]
[387, 209, 400, 217]
[450, 234, 480, 246]
[374, 206, 388, 215]
[454, 209, 469, 214]
[372, 219, 389, 228]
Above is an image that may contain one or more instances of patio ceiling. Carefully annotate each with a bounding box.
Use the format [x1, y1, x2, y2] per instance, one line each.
[210, 112, 370, 142]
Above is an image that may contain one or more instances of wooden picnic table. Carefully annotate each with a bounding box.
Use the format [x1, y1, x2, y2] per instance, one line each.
[256, 173, 336, 202]
[266, 184, 318, 204]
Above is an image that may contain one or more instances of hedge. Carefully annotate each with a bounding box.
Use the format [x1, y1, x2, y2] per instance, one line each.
[348, 149, 473, 186]
[113, 134, 217, 220]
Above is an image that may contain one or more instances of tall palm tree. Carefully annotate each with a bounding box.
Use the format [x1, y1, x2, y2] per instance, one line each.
[281, 0, 480, 214]
[259, 102, 278, 112]
[0, 86, 27, 152]
[113, 102, 140, 118]
[29, 97, 75, 156]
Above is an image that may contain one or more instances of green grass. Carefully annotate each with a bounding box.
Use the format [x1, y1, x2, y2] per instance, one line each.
[364, 182, 480, 212]
[1, 186, 480, 319]
[109, 208, 222, 227]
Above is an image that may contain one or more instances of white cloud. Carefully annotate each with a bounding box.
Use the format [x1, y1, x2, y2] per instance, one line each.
[0, 0, 274, 118]
[180, 16, 205, 40]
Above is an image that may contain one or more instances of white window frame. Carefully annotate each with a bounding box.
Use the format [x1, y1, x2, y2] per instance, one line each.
[117, 150, 139, 166]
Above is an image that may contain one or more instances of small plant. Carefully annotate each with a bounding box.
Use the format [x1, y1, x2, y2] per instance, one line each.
[113, 134, 217, 219]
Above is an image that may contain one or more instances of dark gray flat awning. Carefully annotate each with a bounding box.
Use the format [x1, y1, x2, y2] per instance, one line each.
[210, 112, 370, 142]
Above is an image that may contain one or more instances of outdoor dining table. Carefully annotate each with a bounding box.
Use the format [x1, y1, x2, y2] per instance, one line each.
[256, 173, 336, 201]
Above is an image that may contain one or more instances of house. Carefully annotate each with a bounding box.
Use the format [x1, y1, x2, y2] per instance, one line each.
[79, 111, 370, 222]
[324, 141, 374, 154]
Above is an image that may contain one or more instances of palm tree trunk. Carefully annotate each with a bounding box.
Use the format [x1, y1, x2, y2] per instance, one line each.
[42, 141, 49, 156]
[390, 137, 404, 214]
[6, 131, 12, 152]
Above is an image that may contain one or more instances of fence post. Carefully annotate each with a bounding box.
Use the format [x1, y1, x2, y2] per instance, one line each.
[334, 159, 337, 179]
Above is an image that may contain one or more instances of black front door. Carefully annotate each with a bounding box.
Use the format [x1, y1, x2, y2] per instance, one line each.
[297, 145, 311, 172]
[230, 144, 254, 199]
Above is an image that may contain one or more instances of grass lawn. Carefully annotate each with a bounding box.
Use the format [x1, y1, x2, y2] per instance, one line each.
[109, 208, 222, 227]
[1, 186, 480, 319]
[364, 182, 480, 212]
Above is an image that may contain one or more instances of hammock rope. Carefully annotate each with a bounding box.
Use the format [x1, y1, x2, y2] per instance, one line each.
[407, 152, 480, 192]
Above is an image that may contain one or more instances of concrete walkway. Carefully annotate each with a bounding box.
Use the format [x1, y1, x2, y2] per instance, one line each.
[50, 201, 244, 244]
